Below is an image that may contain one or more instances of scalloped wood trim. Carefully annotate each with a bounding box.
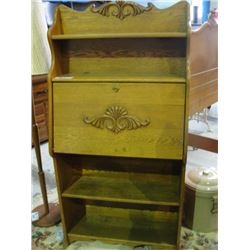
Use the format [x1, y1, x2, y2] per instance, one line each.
[90, 1, 153, 20]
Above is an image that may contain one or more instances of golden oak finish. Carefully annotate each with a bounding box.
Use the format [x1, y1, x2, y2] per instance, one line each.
[177, 5, 191, 246]
[51, 37, 187, 82]
[68, 205, 178, 249]
[57, 2, 188, 35]
[53, 82, 185, 159]
[48, 1, 190, 249]
[62, 170, 180, 206]
[52, 32, 187, 39]
[47, 8, 64, 156]
[53, 74, 186, 83]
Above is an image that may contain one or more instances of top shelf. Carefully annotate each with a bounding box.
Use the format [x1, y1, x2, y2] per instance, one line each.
[52, 73, 186, 83]
[51, 32, 187, 40]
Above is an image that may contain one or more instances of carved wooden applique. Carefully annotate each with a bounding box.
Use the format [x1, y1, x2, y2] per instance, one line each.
[90, 1, 153, 20]
[83, 106, 150, 133]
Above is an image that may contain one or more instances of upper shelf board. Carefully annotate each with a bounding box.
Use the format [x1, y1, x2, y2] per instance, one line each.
[51, 32, 187, 40]
[52, 73, 186, 83]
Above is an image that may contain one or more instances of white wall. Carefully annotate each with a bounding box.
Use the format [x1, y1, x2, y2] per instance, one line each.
[210, 0, 218, 10]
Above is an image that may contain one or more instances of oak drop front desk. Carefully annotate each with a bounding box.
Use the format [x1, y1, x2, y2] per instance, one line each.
[48, 1, 190, 249]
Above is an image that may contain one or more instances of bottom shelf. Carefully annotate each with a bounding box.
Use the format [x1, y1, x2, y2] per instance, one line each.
[68, 205, 178, 249]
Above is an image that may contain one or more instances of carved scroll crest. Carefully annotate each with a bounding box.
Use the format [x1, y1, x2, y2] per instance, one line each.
[90, 1, 153, 20]
[83, 106, 150, 134]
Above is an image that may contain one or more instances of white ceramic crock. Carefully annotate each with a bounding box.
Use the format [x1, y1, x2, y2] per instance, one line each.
[184, 166, 218, 232]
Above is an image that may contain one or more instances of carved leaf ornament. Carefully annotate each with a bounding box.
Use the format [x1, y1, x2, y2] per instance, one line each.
[83, 106, 150, 134]
[90, 1, 153, 20]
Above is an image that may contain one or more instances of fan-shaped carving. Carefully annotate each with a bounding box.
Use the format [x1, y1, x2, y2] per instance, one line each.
[90, 1, 153, 20]
[83, 106, 150, 133]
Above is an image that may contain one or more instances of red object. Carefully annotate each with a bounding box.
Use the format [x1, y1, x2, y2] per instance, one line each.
[212, 8, 218, 20]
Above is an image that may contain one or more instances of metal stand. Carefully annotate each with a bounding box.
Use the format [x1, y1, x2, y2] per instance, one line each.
[32, 96, 60, 227]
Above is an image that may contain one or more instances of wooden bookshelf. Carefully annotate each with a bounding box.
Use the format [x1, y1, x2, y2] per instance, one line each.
[48, 1, 190, 249]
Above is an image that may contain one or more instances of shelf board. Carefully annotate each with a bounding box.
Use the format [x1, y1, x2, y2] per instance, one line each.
[62, 171, 180, 207]
[68, 205, 177, 249]
[53, 74, 186, 83]
[52, 32, 187, 40]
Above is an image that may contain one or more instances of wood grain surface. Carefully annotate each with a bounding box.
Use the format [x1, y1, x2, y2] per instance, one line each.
[189, 15, 218, 115]
[62, 170, 180, 206]
[47, 1, 190, 248]
[53, 82, 185, 159]
[68, 205, 178, 249]
[57, 2, 188, 35]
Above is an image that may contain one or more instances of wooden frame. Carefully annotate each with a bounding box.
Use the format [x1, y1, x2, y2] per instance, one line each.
[188, 13, 218, 153]
[32, 74, 49, 143]
[188, 133, 218, 153]
[48, 2, 190, 249]
[189, 14, 218, 116]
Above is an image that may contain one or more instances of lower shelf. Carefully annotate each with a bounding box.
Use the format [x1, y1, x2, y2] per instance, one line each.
[62, 170, 180, 207]
[68, 205, 178, 249]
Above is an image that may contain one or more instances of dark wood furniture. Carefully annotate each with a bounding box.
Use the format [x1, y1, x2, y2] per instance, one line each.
[32, 74, 49, 143]
[48, 2, 190, 249]
[188, 13, 218, 153]
[188, 133, 218, 153]
[189, 13, 218, 116]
